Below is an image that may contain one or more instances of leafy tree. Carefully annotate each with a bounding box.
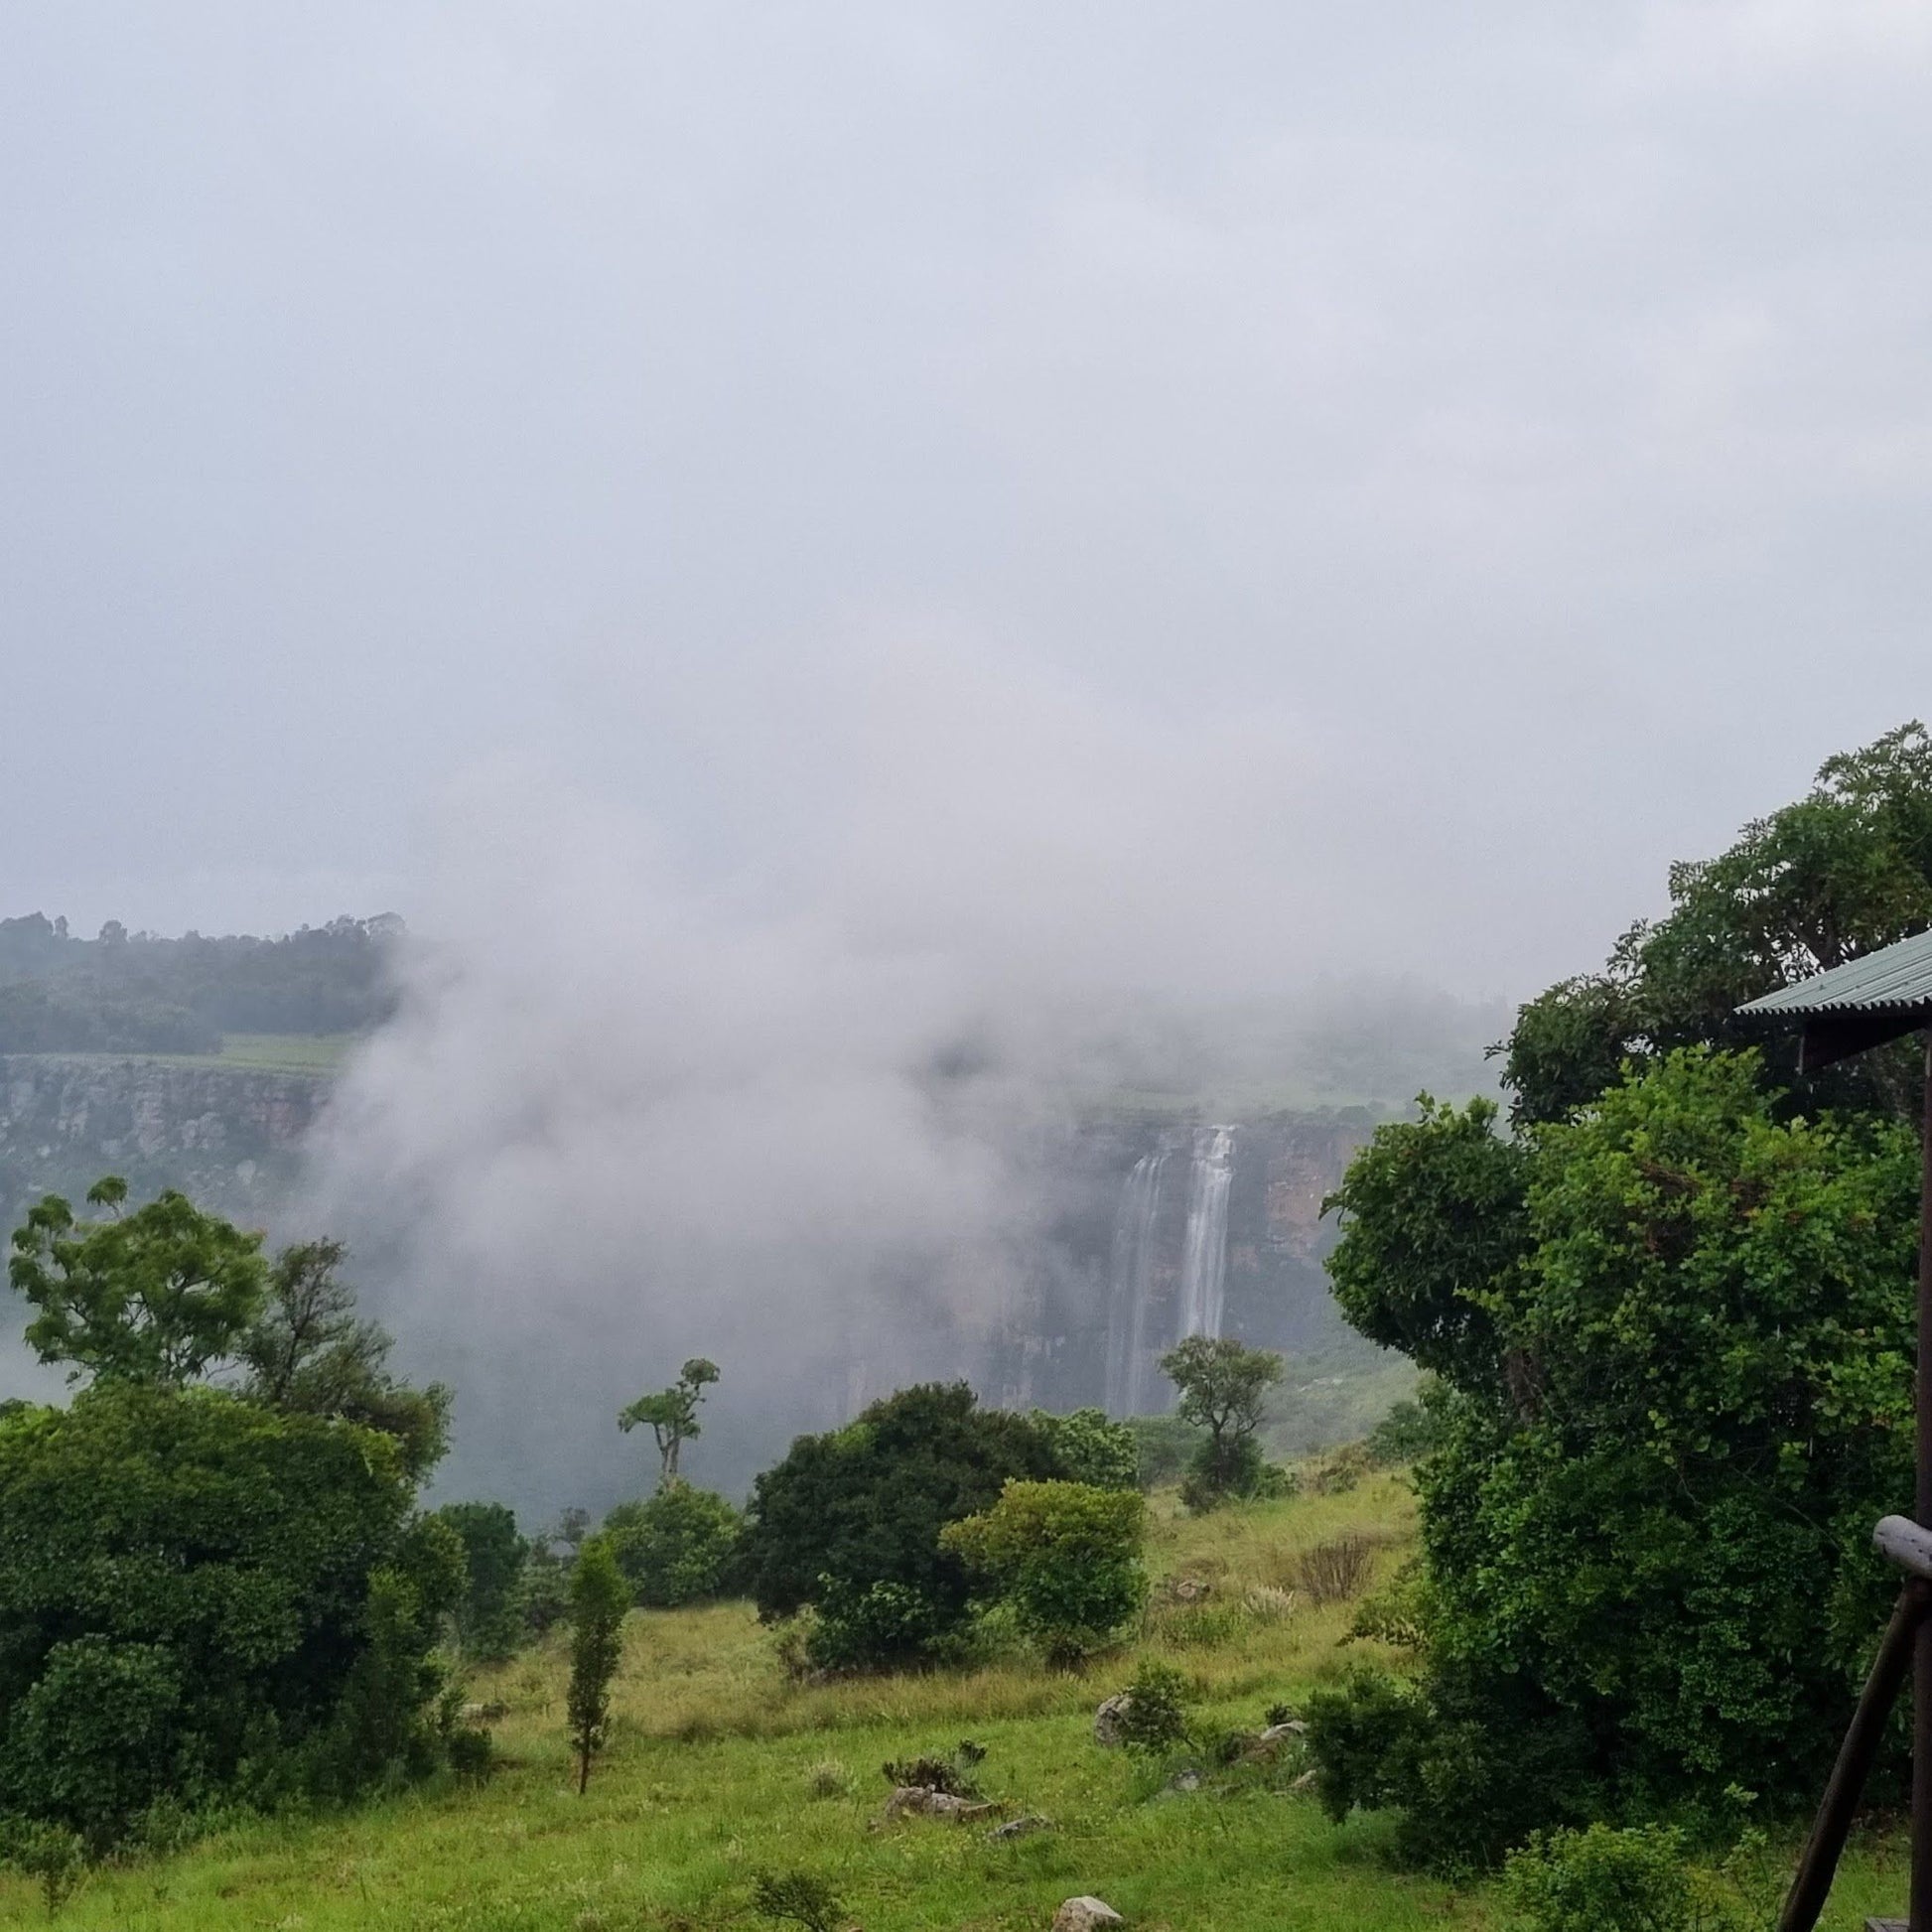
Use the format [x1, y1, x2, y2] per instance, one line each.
[1311, 1047, 1921, 1863]
[1500, 721, 1932, 1127]
[239, 1240, 451, 1477]
[1320, 1098, 1531, 1391]
[9, 1178, 267, 1385]
[1032, 1407, 1139, 1489]
[1159, 1334, 1285, 1508]
[942, 1479, 1147, 1664]
[619, 1357, 720, 1485]
[434, 1502, 529, 1661]
[740, 1382, 1062, 1669]
[603, 1483, 742, 1608]
[566, 1538, 630, 1795]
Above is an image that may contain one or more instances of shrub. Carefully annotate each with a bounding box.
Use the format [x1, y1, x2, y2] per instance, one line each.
[1305, 1660, 1596, 1869]
[1305, 1443, 1370, 1495]
[1124, 1414, 1196, 1489]
[1033, 1407, 1140, 1489]
[603, 1481, 743, 1607]
[1499, 1823, 1750, 1932]
[1366, 1389, 1444, 1468]
[1296, 1533, 1375, 1605]
[741, 1383, 1061, 1669]
[942, 1479, 1147, 1664]
[435, 1500, 528, 1661]
[1114, 1659, 1190, 1754]
[0, 1382, 457, 1846]
[881, 1739, 984, 1796]
[1178, 1433, 1290, 1513]
[0, 1820, 86, 1915]
[804, 1579, 952, 1673]
[753, 1869, 844, 1932]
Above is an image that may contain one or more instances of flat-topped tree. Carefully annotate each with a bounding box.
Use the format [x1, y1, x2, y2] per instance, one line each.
[620, 1356, 720, 1485]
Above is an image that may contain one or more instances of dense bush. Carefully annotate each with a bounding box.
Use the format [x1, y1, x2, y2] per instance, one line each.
[1113, 1659, 1191, 1754]
[1499, 1822, 1755, 1932]
[1365, 1389, 1444, 1467]
[942, 1479, 1146, 1663]
[0, 1383, 461, 1847]
[1312, 1046, 1920, 1863]
[740, 1383, 1062, 1670]
[1124, 1414, 1196, 1488]
[435, 1501, 529, 1660]
[1033, 1407, 1139, 1490]
[603, 1481, 743, 1607]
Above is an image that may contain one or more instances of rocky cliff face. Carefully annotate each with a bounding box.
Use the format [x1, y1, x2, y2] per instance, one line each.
[0, 1055, 1374, 1425]
[0, 1054, 323, 1229]
[983, 1108, 1374, 1415]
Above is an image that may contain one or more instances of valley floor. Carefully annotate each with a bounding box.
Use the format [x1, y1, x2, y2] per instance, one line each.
[0, 1474, 1911, 1930]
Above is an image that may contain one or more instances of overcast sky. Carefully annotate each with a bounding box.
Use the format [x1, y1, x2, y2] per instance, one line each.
[6, 2, 1931, 1002]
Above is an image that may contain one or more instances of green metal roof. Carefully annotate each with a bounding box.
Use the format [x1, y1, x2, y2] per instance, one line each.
[1737, 926, 1932, 1019]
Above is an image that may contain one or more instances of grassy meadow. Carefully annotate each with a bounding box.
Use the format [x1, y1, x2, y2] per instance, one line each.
[0, 1469, 1909, 1931]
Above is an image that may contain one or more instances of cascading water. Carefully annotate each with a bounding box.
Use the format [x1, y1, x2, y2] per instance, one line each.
[1103, 1149, 1169, 1417]
[1177, 1125, 1235, 1342]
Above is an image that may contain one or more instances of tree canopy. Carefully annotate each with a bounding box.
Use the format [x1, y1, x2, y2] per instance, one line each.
[1314, 1050, 1921, 1862]
[739, 1381, 1063, 1668]
[1500, 721, 1932, 1126]
[9, 1178, 267, 1385]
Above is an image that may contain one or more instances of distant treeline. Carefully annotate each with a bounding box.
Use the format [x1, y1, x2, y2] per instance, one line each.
[0, 911, 402, 1054]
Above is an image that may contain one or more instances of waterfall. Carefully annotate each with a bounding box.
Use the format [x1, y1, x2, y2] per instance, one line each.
[1103, 1149, 1169, 1417]
[1177, 1125, 1235, 1341]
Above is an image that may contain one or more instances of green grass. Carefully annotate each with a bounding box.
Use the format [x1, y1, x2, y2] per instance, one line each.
[205, 1034, 356, 1073]
[14, 1034, 358, 1075]
[0, 1471, 1912, 1929]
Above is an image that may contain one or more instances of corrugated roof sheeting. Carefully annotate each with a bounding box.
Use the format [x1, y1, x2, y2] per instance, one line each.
[1738, 927, 1932, 1019]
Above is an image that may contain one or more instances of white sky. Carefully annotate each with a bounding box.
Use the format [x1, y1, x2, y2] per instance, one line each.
[6, 2, 1931, 1001]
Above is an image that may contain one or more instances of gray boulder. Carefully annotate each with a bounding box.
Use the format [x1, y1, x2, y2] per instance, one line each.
[1092, 1693, 1133, 1747]
[987, 1814, 1052, 1842]
[1052, 1899, 1125, 1931]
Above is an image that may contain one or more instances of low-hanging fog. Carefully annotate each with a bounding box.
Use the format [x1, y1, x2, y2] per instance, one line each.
[303, 634, 1509, 1512]
[7, 4, 1932, 1510]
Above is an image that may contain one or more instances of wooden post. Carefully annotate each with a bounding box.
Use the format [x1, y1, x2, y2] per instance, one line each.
[1916, 1034, 1932, 1932]
[1780, 1585, 1930, 1932]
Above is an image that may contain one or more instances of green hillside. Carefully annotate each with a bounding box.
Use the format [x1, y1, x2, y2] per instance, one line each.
[0, 1470, 1903, 1931]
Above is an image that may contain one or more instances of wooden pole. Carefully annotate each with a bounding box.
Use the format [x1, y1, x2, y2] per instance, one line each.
[1915, 1033, 1932, 1932]
[1779, 1585, 1930, 1932]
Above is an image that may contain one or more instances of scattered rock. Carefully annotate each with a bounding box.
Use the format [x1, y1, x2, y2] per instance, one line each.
[1164, 1768, 1201, 1795]
[1052, 1898, 1125, 1931]
[882, 1786, 1002, 1823]
[987, 1814, 1052, 1842]
[1092, 1693, 1133, 1747]
[1168, 1577, 1212, 1603]
[1239, 1721, 1309, 1763]
[1289, 1768, 1318, 1792]
[460, 1701, 508, 1725]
